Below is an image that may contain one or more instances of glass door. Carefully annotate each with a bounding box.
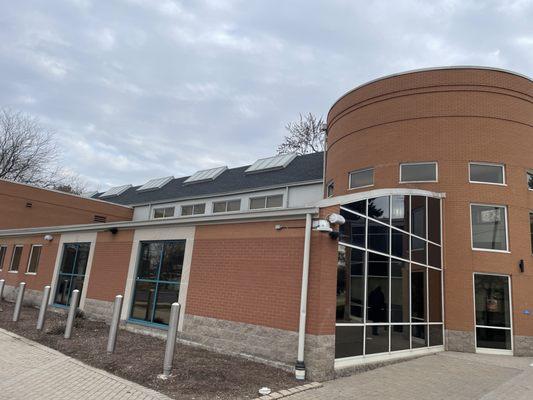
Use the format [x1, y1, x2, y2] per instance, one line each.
[474, 273, 513, 354]
[54, 243, 91, 306]
[130, 240, 185, 326]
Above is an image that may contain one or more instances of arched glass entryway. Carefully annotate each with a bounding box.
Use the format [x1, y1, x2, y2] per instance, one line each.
[335, 193, 444, 365]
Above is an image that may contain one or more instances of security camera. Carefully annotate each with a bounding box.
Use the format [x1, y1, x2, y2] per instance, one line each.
[44, 234, 53, 241]
[327, 213, 346, 226]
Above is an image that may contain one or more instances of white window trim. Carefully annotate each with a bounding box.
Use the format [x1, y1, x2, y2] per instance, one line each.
[0, 244, 7, 271]
[399, 162, 438, 183]
[153, 206, 175, 219]
[348, 167, 375, 190]
[9, 245, 23, 273]
[468, 162, 506, 186]
[212, 199, 241, 213]
[527, 170, 533, 191]
[470, 203, 510, 253]
[26, 244, 42, 275]
[180, 203, 206, 216]
[249, 194, 284, 210]
[472, 272, 514, 355]
[326, 180, 334, 198]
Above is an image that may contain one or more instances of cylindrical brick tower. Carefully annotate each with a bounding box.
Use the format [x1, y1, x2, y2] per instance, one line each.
[324, 67, 533, 364]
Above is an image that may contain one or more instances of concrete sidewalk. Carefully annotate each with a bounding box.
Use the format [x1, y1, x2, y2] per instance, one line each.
[0, 328, 171, 400]
[290, 351, 533, 400]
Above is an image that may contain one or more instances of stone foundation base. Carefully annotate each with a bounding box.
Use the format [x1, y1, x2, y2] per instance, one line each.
[83, 298, 114, 322]
[1, 284, 43, 307]
[445, 329, 475, 353]
[514, 336, 533, 356]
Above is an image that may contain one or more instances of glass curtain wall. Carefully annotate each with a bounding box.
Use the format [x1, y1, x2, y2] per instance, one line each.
[336, 195, 444, 360]
[130, 240, 185, 326]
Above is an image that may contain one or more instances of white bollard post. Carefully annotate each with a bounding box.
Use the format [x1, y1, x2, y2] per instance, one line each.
[64, 289, 80, 339]
[36, 286, 51, 330]
[161, 303, 181, 377]
[106, 295, 123, 353]
[12, 282, 26, 322]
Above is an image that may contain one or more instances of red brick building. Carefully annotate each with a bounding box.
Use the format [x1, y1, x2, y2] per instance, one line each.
[0, 67, 532, 381]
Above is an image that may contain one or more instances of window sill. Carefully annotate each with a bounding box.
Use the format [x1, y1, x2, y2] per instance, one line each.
[8, 270, 19, 274]
[399, 181, 438, 184]
[348, 184, 374, 191]
[25, 272, 37, 276]
[472, 248, 510, 254]
[469, 181, 507, 186]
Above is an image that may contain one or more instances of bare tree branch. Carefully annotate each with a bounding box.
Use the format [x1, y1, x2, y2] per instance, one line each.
[277, 113, 325, 155]
[0, 107, 88, 194]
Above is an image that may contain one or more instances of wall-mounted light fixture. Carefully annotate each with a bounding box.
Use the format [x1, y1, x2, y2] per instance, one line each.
[519, 259, 525, 273]
[108, 227, 118, 235]
[44, 234, 53, 241]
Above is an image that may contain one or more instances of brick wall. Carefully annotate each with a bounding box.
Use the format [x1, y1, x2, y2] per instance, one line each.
[186, 219, 308, 332]
[325, 67, 533, 338]
[0, 179, 133, 229]
[85, 229, 134, 302]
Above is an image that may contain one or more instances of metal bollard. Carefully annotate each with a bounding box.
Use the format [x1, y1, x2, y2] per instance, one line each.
[0, 279, 5, 301]
[106, 295, 123, 353]
[64, 289, 80, 339]
[162, 303, 181, 376]
[36, 286, 51, 330]
[12, 282, 26, 322]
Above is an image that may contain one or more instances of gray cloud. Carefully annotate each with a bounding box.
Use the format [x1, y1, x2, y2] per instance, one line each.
[0, 0, 531, 189]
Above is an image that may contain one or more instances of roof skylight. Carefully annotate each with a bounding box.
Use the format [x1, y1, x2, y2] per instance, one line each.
[184, 166, 228, 184]
[80, 191, 98, 198]
[245, 153, 297, 173]
[100, 184, 132, 198]
[137, 176, 174, 192]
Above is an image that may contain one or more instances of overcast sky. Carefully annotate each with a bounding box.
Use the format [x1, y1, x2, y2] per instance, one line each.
[1, 0, 532, 190]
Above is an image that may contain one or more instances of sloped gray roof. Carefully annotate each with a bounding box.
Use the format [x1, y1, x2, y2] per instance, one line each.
[93, 152, 324, 206]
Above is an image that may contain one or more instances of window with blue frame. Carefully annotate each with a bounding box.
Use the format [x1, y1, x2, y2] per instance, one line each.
[54, 243, 91, 306]
[130, 240, 185, 326]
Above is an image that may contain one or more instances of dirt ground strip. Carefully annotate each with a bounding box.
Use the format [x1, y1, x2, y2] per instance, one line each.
[0, 300, 299, 400]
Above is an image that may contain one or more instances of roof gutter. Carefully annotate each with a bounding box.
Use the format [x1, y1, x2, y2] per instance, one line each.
[0, 207, 319, 237]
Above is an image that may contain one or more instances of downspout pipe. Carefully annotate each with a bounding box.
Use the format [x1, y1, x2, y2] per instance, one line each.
[295, 212, 313, 380]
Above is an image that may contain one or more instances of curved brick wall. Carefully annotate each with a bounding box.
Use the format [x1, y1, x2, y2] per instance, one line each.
[325, 67, 533, 351]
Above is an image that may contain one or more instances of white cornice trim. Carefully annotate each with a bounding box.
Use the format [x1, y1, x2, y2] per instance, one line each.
[0, 207, 319, 238]
[317, 188, 446, 208]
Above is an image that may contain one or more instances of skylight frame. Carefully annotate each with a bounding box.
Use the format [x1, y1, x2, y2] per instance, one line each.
[100, 184, 132, 198]
[245, 153, 297, 174]
[137, 176, 174, 192]
[183, 166, 228, 184]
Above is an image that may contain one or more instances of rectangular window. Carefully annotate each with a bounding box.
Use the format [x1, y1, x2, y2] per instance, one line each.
[181, 203, 206, 216]
[530, 213, 533, 254]
[9, 245, 23, 272]
[153, 207, 175, 219]
[213, 199, 241, 213]
[400, 162, 437, 183]
[250, 194, 283, 210]
[349, 168, 374, 189]
[469, 163, 505, 185]
[528, 171, 533, 190]
[327, 181, 334, 197]
[0, 245, 6, 270]
[471, 204, 508, 251]
[26, 245, 42, 274]
[54, 243, 91, 306]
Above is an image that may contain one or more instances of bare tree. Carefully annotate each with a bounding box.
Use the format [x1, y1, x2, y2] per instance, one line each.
[0, 108, 87, 193]
[277, 113, 325, 155]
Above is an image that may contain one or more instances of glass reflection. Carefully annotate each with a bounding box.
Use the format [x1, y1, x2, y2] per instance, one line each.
[411, 196, 426, 238]
[429, 325, 444, 346]
[340, 210, 366, 248]
[428, 269, 442, 322]
[391, 259, 409, 323]
[368, 196, 390, 223]
[368, 220, 389, 253]
[392, 195, 409, 232]
[367, 253, 389, 323]
[412, 325, 427, 348]
[411, 264, 427, 322]
[391, 325, 411, 351]
[336, 246, 365, 323]
[335, 326, 364, 358]
[365, 326, 389, 354]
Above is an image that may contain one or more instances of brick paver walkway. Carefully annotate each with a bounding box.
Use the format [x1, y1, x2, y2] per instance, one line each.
[0, 328, 171, 400]
[291, 352, 533, 400]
